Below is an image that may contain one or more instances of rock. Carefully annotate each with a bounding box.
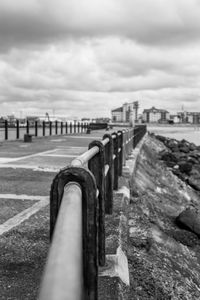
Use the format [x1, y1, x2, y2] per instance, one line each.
[187, 157, 199, 165]
[190, 165, 200, 176]
[155, 135, 167, 143]
[176, 207, 200, 237]
[179, 146, 190, 153]
[167, 139, 179, 151]
[173, 152, 187, 161]
[170, 146, 180, 153]
[187, 176, 200, 191]
[177, 161, 193, 175]
[189, 143, 197, 151]
[160, 152, 178, 164]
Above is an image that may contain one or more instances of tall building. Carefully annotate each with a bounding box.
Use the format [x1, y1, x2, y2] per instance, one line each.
[142, 107, 169, 123]
[111, 101, 139, 123]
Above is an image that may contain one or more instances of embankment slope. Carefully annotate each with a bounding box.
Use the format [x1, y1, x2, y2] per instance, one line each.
[128, 134, 200, 299]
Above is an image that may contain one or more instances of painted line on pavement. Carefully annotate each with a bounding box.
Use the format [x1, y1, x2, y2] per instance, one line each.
[63, 136, 101, 139]
[0, 149, 57, 164]
[39, 154, 76, 157]
[57, 146, 87, 149]
[0, 197, 49, 235]
[0, 194, 48, 200]
[0, 164, 59, 172]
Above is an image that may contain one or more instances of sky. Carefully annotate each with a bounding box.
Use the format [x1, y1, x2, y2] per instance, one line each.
[0, 0, 200, 119]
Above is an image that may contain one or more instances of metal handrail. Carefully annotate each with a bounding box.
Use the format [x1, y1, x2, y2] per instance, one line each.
[39, 182, 83, 300]
[39, 124, 147, 300]
[71, 146, 99, 167]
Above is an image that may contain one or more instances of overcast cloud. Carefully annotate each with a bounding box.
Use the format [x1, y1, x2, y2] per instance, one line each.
[0, 0, 200, 118]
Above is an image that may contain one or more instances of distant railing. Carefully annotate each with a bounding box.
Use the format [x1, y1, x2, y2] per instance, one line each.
[0, 120, 89, 141]
[39, 125, 147, 300]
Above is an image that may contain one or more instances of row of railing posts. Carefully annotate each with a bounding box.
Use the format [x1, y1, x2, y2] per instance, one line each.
[1, 121, 89, 140]
[39, 125, 147, 300]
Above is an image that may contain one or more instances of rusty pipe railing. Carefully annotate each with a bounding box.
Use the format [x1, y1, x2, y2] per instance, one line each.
[39, 125, 147, 300]
[39, 183, 83, 300]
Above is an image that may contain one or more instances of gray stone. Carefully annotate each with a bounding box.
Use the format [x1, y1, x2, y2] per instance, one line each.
[177, 161, 193, 175]
[176, 207, 200, 237]
[187, 176, 200, 191]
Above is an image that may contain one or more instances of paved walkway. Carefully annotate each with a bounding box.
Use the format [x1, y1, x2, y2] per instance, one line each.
[0, 130, 111, 234]
[0, 128, 126, 300]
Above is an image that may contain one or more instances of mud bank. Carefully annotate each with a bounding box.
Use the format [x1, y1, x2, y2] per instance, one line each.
[128, 134, 200, 299]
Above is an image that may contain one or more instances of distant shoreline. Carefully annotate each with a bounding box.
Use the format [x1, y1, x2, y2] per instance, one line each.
[147, 123, 200, 128]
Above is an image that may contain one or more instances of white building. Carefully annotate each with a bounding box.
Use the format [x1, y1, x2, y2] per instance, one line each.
[143, 107, 169, 123]
[111, 101, 139, 123]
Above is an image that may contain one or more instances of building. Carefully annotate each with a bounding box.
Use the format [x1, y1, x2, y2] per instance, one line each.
[177, 112, 200, 124]
[111, 101, 139, 123]
[142, 107, 169, 123]
[169, 115, 180, 124]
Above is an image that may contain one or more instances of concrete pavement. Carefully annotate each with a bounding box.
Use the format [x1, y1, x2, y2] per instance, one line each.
[0, 129, 112, 300]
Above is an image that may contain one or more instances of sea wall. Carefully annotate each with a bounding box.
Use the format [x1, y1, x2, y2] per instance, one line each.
[128, 133, 200, 299]
[99, 132, 200, 299]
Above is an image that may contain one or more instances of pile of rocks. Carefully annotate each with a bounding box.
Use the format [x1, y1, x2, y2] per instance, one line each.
[156, 135, 200, 192]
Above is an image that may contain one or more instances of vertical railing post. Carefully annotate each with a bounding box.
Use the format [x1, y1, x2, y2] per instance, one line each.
[16, 120, 19, 139]
[117, 130, 123, 176]
[35, 121, 38, 137]
[74, 122, 76, 134]
[43, 121, 45, 136]
[61, 122, 63, 135]
[55, 121, 58, 135]
[125, 129, 129, 159]
[122, 129, 126, 165]
[128, 129, 132, 155]
[70, 122, 72, 134]
[50, 166, 98, 299]
[133, 127, 136, 149]
[112, 132, 119, 190]
[103, 134, 114, 214]
[5, 120, 8, 140]
[26, 120, 29, 134]
[49, 121, 52, 136]
[88, 140, 105, 267]
[65, 122, 68, 134]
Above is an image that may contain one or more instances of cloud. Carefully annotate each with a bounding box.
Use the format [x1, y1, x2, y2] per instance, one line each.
[1, 0, 200, 51]
[0, 0, 200, 117]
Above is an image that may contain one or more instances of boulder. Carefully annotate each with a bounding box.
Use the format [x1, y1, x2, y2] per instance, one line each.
[160, 152, 178, 164]
[187, 157, 199, 165]
[170, 146, 180, 153]
[179, 146, 190, 153]
[167, 139, 179, 151]
[189, 143, 197, 151]
[177, 161, 193, 175]
[176, 207, 200, 237]
[187, 176, 200, 191]
[173, 152, 187, 161]
[155, 135, 167, 143]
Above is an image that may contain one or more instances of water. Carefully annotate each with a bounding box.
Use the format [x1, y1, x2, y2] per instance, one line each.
[148, 125, 200, 146]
